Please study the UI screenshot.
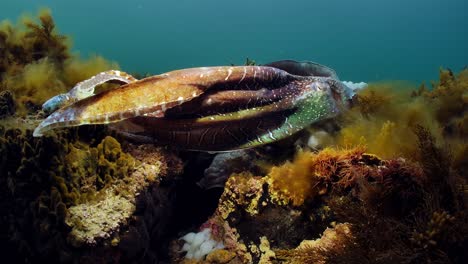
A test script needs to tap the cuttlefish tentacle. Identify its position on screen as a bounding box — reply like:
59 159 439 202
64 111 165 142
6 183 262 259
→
33 66 290 137
42 70 137 113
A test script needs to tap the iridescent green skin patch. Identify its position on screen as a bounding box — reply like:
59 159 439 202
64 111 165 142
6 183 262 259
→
34 61 353 152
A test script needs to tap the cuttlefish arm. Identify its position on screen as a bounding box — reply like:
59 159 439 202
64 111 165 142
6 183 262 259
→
42 70 138 113
33 66 290 137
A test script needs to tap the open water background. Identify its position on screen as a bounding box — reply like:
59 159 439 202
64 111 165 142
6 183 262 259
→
1 0 467 83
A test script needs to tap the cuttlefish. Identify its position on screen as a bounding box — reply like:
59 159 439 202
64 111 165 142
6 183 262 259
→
34 60 354 151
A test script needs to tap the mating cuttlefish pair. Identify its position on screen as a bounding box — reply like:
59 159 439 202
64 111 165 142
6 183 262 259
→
34 60 355 152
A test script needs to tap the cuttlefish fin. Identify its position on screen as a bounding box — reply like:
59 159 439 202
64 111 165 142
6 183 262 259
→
264 60 339 80
42 70 138 113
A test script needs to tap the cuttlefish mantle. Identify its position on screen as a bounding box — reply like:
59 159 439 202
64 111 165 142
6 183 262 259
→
34 60 354 151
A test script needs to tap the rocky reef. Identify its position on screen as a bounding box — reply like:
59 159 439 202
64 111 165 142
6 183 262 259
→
0 125 184 263
0 10 466 264
0 11 186 263
170 145 466 263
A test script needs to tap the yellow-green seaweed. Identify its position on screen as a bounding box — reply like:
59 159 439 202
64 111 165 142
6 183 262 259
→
0 9 119 115
335 69 467 164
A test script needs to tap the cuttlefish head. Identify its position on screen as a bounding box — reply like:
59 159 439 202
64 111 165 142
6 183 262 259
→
322 77 355 108
295 76 354 113
265 60 354 108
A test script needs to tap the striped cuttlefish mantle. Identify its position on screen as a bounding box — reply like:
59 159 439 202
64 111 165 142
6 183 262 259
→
34 61 354 151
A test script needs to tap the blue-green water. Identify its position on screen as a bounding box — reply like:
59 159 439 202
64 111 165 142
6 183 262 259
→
1 0 467 83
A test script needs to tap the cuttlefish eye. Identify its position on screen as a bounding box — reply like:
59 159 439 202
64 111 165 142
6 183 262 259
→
327 79 354 107
306 80 329 92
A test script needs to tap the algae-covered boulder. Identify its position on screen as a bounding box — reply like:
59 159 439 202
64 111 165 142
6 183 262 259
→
0 129 183 263
171 146 467 264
